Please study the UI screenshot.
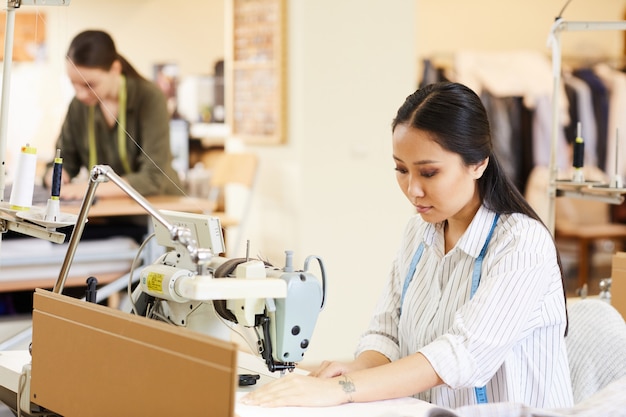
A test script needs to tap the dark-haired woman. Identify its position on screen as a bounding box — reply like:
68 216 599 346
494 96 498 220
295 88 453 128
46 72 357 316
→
45 29 182 199
241 82 573 409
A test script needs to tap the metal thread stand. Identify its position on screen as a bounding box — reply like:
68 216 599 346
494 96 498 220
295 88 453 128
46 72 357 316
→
547 19 626 235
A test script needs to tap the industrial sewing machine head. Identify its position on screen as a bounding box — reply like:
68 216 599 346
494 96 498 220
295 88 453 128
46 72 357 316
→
132 210 327 373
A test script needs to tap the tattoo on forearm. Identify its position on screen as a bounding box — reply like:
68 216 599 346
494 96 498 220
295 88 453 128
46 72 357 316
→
339 375 356 403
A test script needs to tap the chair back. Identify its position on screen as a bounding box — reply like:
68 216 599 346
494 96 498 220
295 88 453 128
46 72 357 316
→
209 152 258 190
566 298 626 403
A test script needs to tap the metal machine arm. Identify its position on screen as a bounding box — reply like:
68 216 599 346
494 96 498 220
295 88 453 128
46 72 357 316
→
54 165 190 293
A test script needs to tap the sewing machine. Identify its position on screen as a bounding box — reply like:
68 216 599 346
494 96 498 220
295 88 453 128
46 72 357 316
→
133 208 327 373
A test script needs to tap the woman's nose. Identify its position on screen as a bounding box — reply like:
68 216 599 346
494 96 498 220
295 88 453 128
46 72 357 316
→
408 177 425 198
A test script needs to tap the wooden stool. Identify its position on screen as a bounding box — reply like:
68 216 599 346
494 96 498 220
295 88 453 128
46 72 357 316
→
556 223 626 290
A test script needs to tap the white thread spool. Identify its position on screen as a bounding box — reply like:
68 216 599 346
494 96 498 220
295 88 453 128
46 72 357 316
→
9 144 37 211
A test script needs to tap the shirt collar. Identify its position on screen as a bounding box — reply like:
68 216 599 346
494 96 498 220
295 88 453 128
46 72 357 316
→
456 205 499 258
422 205 499 259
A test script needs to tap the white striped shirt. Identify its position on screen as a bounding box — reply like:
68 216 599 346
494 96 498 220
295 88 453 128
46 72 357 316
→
355 205 574 408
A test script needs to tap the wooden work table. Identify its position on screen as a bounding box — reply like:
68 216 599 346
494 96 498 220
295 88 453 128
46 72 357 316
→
59 195 235 226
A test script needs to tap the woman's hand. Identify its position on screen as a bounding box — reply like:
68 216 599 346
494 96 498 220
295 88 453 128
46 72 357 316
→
240 352 392 408
59 177 128 200
239 373 354 407
59 181 88 201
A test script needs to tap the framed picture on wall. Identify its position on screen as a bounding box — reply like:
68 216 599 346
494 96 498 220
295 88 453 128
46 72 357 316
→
0 12 46 62
226 0 286 145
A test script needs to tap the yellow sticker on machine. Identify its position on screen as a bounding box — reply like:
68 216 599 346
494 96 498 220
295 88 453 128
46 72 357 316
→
145 272 164 293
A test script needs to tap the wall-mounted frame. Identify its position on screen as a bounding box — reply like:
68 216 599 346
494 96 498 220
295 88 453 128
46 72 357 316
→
226 0 286 145
0 11 46 62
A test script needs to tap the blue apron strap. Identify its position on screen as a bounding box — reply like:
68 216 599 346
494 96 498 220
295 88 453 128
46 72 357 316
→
400 243 424 313
471 213 500 404
470 214 500 299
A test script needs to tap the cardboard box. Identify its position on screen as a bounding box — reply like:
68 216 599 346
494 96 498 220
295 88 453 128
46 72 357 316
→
610 252 626 319
30 289 238 417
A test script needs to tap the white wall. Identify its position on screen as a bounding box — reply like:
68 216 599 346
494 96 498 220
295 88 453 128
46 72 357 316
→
243 0 416 365
416 1 626 61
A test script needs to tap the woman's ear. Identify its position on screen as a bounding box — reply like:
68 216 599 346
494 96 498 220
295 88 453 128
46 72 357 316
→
110 59 122 75
472 157 489 179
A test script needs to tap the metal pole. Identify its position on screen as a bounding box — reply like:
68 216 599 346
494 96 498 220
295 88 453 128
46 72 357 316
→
0 3 16 204
53 174 99 293
547 19 563 236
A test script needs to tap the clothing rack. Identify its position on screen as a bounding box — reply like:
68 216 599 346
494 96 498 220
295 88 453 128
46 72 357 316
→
546 18 626 235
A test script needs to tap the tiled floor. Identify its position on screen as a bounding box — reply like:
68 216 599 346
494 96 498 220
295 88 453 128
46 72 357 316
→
0 403 15 416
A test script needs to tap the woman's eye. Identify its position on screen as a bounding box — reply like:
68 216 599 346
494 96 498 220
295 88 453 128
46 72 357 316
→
420 170 437 178
394 166 408 174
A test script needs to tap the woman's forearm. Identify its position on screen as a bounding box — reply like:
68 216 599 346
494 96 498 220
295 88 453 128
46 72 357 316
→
344 352 442 403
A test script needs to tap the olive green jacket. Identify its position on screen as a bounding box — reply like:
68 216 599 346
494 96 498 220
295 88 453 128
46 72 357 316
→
53 75 183 196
